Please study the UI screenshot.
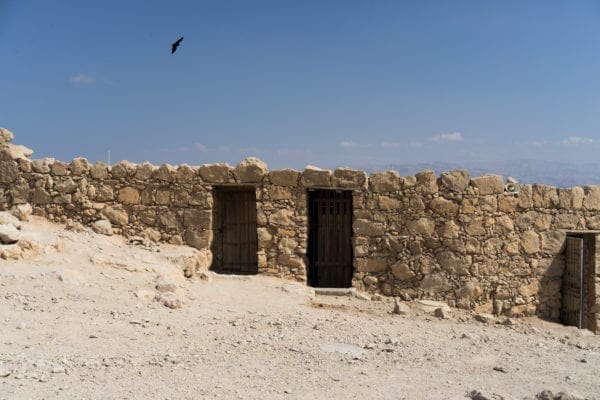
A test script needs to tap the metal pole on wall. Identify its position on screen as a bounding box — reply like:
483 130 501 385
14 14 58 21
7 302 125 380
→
107 150 111 166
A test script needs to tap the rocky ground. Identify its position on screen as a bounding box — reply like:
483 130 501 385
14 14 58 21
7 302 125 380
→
0 213 599 400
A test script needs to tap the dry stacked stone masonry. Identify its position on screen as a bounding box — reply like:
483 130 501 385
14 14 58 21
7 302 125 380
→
1 128 599 333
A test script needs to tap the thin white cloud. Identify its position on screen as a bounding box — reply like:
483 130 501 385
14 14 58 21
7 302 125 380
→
69 73 96 84
339 140 360 148
431 132 463 142
562 136 594 145
194 142 207 151
380 141 402 148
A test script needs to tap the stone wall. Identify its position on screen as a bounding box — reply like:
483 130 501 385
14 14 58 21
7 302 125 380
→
1 128 599 331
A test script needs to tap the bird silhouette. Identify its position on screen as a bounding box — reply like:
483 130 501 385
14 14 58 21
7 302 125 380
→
171 36 184 54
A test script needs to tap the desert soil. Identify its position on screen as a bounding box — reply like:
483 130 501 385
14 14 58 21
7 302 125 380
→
0 216 599 400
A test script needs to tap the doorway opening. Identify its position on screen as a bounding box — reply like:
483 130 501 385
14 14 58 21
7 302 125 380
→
307 189 353 288
211 186 258 275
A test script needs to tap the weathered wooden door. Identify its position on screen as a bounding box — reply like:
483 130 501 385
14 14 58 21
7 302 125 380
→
561 236 585 328
213 187 258 274
308 190 353 288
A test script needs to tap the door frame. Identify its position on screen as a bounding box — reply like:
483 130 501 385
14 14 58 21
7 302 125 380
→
211 185 259 275
307 188 354 288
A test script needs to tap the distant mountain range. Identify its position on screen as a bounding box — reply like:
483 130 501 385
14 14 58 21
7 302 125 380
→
355 159 600 188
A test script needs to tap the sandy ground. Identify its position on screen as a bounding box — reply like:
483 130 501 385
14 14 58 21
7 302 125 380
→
0 215 599 400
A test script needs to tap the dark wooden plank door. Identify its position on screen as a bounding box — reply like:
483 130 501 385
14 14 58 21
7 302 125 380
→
308 190 353 288
216 188 258 274
561 236 584 328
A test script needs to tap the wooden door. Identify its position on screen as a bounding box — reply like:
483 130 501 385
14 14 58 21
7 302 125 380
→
308 190 353 288
561 236 584 328
214 187 258 274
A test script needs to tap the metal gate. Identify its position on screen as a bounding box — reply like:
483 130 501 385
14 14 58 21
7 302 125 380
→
561 236 585 328
308 190 353 288
212 187 258 274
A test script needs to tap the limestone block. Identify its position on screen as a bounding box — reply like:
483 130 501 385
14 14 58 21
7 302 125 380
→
420 274 451 292
199 163 231 183
53 194 71 204
7 183 29 204
31 187 52 204
138 209 156 225
378 196 401 211
134 162 156 180
278 254 303 268
470 174 503 195
257 227 273 248
154 163 176 182
269 169 300 186
173 188 190 206
175 164 196 183
498 195 518 212
95 185 115 201
520 230 540 254
369 171 401 192
0 127 14 143
278 237 298 254
583 185 600 211
101 206 129 226
428 197 458 216
495 215 514 234
456 282 483 301
586 215 600 230
270 186 292 200
0 160 19 183
183 209 211 229
118 187 140 204
438 221 460 238
390 261 415 280
464 218 485 236
353 219 385 237
0 223 20 244
515 211 551 231
90 162 109 179
407 217 435 235
158 211 180 230
440 169 470 192
517 184 532 209
233 157 268 183
184 229 213 250
110 160 136 179
269 209 294 226
558 187 584 210
50 161 69 176
355 257 388 273
541 230 565 254
0 144 33 160
155 188 170 205
553 214 579 229
92 219 113 236
69 157 90 175
54 178 76 195
415 170 438 195
333 167 367 188
436 251 470 275
532 184 559 209
17 158 32 172
301 165 332 187
11 204 32 221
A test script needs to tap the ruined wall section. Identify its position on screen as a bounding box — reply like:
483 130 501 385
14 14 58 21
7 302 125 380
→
3 128 600 326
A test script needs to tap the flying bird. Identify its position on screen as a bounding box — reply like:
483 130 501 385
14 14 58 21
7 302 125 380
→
171 36 184 54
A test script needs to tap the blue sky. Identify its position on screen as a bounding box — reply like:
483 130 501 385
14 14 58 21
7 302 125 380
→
1 1 599 170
